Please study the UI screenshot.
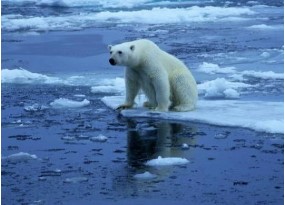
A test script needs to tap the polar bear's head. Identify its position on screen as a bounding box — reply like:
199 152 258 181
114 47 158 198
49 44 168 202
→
108 42 138 67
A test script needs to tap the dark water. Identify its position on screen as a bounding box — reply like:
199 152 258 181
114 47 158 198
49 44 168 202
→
1 84 283 205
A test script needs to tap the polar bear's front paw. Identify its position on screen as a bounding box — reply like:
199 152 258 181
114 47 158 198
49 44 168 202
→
116 104 133 110
155 106 169 112
172 104 195 112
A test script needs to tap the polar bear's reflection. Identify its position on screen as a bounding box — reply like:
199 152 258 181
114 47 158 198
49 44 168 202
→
126 119 196 167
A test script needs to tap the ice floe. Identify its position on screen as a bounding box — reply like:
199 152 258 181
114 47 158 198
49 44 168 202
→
2 6 256 32
247 24 283 30
90 134 108 142
2 68 61 84
198 78 251 99
240 70 284 79
197 63 284 80
134 171 157 179
64 177 88 183
2 152 38 162
50 98 90 108
197 62 236 74
181 143 190 150
24 103 49 112
74 94 86 98
91 78 125 94
102 96 284 134
145 156 189 166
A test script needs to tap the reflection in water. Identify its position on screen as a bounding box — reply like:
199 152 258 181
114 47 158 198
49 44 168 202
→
111 119 198 198
126 119 197 168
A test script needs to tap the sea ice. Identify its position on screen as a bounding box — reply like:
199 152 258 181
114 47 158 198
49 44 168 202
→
2 68 61 84
247 24 283 30
91 77 125 94
134 171 157 180
2 6 256 32
2 152 38 162
74 94 86 98
241 70 284 79
50 98 90 108
64 177 88 183
181 143 190 150
102 96 284 134
145 156 189 166
24 103 49 112
90 134 108 142
198 78 250 99
197 62 236 74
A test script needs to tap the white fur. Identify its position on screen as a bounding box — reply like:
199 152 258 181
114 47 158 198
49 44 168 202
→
108 39 198 112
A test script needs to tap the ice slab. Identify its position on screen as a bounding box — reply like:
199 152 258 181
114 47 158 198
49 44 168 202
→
145 156 190 166
1 68 61 84
64 177 88 183
50 98 90 108
90 134 108 142
134 171 157 179
102 96 284 134
2 152 38 162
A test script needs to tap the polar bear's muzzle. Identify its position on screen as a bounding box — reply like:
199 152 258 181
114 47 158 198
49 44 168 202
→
109 58 116 65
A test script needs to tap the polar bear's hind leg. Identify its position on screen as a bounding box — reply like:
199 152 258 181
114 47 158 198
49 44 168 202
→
171 75 197 112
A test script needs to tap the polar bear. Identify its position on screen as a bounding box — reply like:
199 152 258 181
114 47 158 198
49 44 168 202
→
108 39 198 112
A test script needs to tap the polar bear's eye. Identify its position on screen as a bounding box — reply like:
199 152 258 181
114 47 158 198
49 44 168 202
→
110 51 113 54
118 51 123 54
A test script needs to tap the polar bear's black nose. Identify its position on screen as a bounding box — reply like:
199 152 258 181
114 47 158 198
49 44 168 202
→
109 58 116 65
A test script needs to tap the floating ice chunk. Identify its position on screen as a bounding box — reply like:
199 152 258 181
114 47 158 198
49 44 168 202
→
64 177 88 183
40 169 62 177
197 62 236 74
1 68 62 84
95 108 106 113
2 152 38 162
134 171 157 180
198 78 249 99
145 156 189 166
74 94 86 98
247 24 283 30
260 52 270 58
241 70 284 79
230 74 244 81
247 1 259 5
181 143 190 150
50 98 90 108
91 77 125 94
230 70 284 81
223 88 240 99
61 136 76 141
90 134 108 142
54 169 61 173
76 135 90 140
38 177 47 181
24 103 49 112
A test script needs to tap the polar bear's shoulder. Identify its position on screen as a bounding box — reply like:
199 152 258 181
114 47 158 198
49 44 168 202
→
130 39 160 51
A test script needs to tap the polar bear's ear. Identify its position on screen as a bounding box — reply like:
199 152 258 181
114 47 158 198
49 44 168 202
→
130 45 135 51
108 45 112 50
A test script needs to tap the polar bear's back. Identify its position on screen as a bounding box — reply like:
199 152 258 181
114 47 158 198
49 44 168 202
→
133 39 189 71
